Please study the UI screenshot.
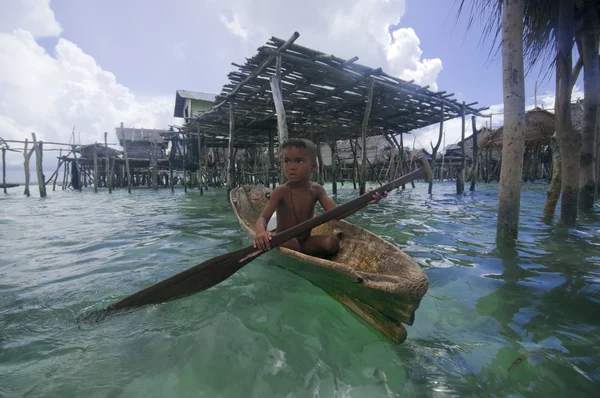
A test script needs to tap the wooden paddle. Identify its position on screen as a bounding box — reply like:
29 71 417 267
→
101 158 432 312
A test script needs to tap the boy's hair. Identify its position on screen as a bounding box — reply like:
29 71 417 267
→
281 138 317 161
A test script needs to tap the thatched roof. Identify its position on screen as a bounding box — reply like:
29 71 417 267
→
187 33 486 147
477 101 583 150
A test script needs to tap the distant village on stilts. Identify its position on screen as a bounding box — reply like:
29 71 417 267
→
0 33 588 202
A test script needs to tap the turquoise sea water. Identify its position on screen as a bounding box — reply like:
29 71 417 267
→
1 182 599 397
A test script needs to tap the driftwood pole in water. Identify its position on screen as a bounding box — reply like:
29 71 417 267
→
470 116 479 192
31 133 46 198
360 78 375 195
120 123 132 194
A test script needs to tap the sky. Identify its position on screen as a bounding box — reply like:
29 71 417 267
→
0 0 583 182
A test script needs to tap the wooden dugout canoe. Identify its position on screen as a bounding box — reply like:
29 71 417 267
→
230 185 429 344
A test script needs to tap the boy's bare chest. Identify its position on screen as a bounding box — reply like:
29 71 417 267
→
279 187 316 219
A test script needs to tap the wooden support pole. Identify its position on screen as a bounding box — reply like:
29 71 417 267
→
199 136 204 194
31 133 46 198
152 136 158 190
470 116 479 191
349 139 358 190
428 103 445 194
270 55 289 184
360 77 375 195
93 145 99 193
268 130 275 189
227 102 235 193
316 138 325 185
105 132 112 193
169 158 174 192
62 151 69 190
197 126 203 194
458 102 466 194
120 122 132 194
182 139 187 193
329 138 337 195
51 150 63 191
2 147 5 194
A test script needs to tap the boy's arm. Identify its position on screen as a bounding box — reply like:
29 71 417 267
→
254 187 282 250
315 184 386 220
255 187 281 232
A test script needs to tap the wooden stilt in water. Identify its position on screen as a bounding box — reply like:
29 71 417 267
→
51 149 63 191
169 159 174 192
428 103 445 194
2 147 6 194
31 133 46 198
360 78 375 195
329 138 337 194
198 127 204 194
105 132 112 193
349 139 358 190
271 55 289 185
183 134 188 193
316 138 325 185
152 136 158 190
227 102 236 193
120 123 132 194
458 102 466 194
268 130 275 189
93 144 99 193
62 152 69 190
470 116 479 192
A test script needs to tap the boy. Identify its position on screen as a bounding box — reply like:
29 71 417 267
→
253 138 386 257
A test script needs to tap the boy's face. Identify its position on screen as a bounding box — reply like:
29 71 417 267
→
282 146 317 183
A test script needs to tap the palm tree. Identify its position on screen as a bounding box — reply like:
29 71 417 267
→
577 0 599 210
497 0 527 240
460 0 595 228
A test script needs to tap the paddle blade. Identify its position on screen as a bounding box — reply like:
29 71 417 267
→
107 245 263 311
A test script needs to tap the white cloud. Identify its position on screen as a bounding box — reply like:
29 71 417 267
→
0 30 175 172
0 0 62 38
216 0 442 89
386 28 443 90
172 42 186 61
219 13 249 41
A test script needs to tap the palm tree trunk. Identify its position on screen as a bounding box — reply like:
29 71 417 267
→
555 0 581 224
497 0 526 241
544 134 562 214
578 0 599 209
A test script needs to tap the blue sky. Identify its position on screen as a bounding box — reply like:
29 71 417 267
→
0 0 579 181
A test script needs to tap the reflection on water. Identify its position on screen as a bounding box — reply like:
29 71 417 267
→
0 182 599 397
